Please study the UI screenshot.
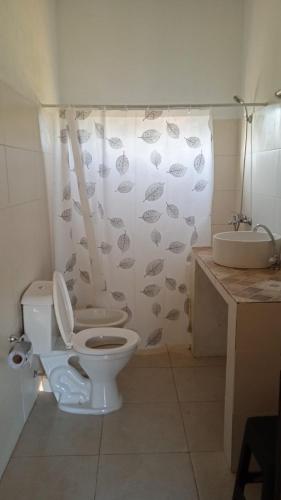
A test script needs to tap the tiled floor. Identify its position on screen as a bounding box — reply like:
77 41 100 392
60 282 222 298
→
0 345 261 500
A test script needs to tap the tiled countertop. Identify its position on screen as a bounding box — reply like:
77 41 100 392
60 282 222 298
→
193 247 281 303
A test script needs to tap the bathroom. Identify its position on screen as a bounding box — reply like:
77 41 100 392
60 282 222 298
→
0 0 281 498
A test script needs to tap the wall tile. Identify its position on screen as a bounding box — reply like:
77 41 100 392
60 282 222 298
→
6 148 43 205
213 119 240 156
211 224 230 236
252 150 279 197
252 194 277 231
274 198 281 235
0 146 8 207
1 83 41 151
8 200 51 302
0 208 24 477
253 105 281 153
212 119 241 230
20 367 39 421
212 190 237 225
0 209 20 343
0 81 51 478
235 152 252 196
214 155 238 190
275 151 281 199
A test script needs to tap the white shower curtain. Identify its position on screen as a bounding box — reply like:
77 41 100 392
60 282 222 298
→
47 107 213 348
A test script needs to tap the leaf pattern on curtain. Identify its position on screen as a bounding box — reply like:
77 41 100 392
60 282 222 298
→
51 108 213 347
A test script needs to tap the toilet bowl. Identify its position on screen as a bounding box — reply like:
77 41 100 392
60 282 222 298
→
21 273 139 415
74 307 128 331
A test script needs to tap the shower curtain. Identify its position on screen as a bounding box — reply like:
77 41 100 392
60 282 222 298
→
46 107 213 347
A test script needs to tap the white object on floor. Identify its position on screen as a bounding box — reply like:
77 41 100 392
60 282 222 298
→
21 275 139 415
213 231 281 269
74 307 128 331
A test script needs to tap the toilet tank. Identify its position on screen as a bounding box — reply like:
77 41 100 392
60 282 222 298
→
21 281 59 354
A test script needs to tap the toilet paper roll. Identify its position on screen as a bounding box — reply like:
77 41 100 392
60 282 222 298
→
8 341 32 370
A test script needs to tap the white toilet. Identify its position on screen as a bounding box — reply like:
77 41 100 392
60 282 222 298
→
21 272 139 415
74 307 128 332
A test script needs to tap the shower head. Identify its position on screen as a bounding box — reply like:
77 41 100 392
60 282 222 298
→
233 95 253 123
275 89 281 98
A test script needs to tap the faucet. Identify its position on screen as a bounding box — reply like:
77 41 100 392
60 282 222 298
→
253 224 280 269
228 213 252 232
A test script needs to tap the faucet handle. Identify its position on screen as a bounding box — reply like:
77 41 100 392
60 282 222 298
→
240 215 252 226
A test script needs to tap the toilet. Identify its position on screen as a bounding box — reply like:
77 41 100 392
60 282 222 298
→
74 307 128 332
21 272 139 415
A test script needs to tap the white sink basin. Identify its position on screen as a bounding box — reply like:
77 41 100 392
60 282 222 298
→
213 231 281 269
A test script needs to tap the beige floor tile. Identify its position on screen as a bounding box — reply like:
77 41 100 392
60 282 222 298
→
191 451 261 500
118 366 177 402
31 392 58 417
96 453 198 500
101 402 188 454
128 345 170 367
244 484 262 500
173 366 225 402
191 451 235 500
168 344 226 368
0 456 98 500
13 410 102 457
181 401 224 451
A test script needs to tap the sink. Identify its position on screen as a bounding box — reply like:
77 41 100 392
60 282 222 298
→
213 231 281 269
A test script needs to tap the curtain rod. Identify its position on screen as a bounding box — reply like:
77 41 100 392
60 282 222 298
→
40 102 267 110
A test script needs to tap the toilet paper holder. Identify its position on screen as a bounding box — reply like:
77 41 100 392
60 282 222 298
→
8 334 39 377
9 334 24 343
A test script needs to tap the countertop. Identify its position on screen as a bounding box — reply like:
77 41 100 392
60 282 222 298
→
193 247 281 303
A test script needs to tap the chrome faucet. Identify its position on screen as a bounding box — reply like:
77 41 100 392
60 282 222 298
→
253 224 280 269
228 213 252 232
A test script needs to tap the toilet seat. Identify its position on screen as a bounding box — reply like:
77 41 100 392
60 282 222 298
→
74 307 128 330
72 327 139 356
53 271 139 356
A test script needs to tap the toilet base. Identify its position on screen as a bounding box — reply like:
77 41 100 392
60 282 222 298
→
59 395 122 415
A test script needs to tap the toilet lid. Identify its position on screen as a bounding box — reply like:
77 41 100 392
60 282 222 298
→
53 271 74 348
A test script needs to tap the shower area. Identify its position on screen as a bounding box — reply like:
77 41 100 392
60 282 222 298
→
43 107 213 348
41 92 271 349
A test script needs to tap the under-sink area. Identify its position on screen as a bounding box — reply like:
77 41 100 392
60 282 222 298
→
191 248 281 471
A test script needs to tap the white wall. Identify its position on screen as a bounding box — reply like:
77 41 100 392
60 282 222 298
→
0 0 58 478
242 0 281 104
57 0 243 106
0 0 58 102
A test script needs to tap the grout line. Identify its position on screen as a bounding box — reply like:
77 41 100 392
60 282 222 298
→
11 453 100 459
0 197 42 211
98 450 191 456
10 448 223 459
189 453 201 500
168 350 201 500
0 143 44 154
93 414 104 500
